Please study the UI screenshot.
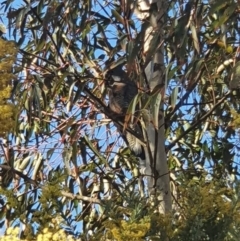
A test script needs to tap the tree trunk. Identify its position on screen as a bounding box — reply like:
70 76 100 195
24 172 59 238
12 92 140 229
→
134 0 171 213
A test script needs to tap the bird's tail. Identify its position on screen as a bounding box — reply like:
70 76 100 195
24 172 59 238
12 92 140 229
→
125 123 145 160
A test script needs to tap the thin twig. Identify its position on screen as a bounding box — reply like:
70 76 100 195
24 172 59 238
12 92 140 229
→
166 91 231 152
61 191 102 205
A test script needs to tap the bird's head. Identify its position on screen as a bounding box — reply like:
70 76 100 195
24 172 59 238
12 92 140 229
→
104 67 128 88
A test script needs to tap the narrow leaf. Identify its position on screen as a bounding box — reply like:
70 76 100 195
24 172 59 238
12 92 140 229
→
190 23 200 54
171 87 179 109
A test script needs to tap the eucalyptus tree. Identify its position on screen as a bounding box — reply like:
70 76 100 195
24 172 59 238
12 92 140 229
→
0 0 240 240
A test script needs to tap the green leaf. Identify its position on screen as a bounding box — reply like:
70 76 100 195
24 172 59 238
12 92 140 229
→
83 135 107 165
17 156 32 171
209 0 229 16
111 9 124 24
32 153 43 180
47 144 59 160
125 93 142 122
211 3 236 29
151 90 162 130
62 147 72 175
71 142 78 166
190 23 200 54
171 87 179 109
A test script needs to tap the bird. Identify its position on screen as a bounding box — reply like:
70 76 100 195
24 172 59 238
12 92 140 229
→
104 67 145 159
105 68 138 115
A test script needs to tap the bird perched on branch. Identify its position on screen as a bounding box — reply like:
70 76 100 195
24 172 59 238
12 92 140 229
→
105 68 138 115
104 67 145 159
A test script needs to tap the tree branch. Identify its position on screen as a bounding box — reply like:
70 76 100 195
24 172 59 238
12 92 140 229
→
165 47 213 124
0 164 38 186
166 91 231 152
61 191 102 205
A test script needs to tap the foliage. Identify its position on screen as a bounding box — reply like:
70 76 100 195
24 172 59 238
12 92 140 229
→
230 109 240 129
104 217 151 241
101 178 240 241
171 179 240 241
0 39 17 136
1 178 240 240
0 0 240 240
0 227 76 241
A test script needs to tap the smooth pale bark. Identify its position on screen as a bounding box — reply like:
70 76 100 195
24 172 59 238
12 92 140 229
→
134 0 172 213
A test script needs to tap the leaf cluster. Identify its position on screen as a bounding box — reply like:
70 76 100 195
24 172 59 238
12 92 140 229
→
0 39 17 136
